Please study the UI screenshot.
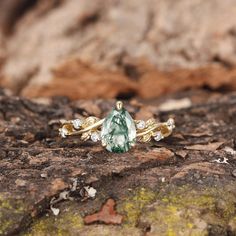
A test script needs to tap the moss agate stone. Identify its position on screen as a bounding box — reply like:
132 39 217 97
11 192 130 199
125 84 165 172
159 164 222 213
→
101 107 136 153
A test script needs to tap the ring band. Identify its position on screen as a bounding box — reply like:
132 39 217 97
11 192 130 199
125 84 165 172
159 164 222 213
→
59 101 175 153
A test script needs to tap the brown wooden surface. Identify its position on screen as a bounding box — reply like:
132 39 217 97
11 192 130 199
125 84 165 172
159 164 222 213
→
0 1 236 235
1 0 236 100
0 89 236 235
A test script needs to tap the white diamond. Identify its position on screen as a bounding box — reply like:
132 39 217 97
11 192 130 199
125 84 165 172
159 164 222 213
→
72 119 82 129
167 118 175 130
59 127 68 138
154 131 163 141
91 132 100 142
137 120 146 130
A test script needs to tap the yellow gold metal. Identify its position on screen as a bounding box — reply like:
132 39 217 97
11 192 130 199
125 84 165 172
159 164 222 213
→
59 101 175 145
116 101 123 110
136 123 160 137
72 119 104 135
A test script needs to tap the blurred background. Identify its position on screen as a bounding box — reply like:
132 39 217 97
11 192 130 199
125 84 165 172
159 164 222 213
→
0 0 236 102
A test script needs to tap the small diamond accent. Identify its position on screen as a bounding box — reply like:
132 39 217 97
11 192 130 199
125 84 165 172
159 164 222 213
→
167 118 175 130
91 132 100 142
72 119 82 129
154 131 163 141
59 127 68 138
137 120 146 130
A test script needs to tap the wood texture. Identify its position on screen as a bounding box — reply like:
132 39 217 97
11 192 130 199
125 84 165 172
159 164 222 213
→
0 89 236 235
0 0 236 99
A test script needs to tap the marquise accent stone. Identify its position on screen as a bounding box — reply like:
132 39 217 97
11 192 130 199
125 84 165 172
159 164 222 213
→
101 107 136 153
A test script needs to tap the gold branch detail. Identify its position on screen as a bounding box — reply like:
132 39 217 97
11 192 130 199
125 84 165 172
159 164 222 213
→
136 118 175 143
59 117 104 141
59 116 175 143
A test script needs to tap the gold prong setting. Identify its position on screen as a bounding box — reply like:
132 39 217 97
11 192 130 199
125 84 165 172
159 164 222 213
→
116 101 123 110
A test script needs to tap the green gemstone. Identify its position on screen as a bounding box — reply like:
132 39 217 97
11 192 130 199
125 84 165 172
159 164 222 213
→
101 107 136 153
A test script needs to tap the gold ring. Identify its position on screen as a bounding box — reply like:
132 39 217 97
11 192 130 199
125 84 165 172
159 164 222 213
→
59 101 175 153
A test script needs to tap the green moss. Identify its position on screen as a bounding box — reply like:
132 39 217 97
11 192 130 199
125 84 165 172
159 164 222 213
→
76 225 141 236
229 216 236 232
23 184 236 236
138 185 236 236
0 195 25 212
24 209 84 236
160 186 236 223
118 187 156 226
0 195 26 235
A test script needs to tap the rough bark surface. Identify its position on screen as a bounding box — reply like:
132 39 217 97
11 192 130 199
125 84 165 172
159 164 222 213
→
0 89 236 235
1 0 236 99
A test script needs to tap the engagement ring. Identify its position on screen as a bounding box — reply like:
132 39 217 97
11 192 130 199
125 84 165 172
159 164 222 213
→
59 101 175 153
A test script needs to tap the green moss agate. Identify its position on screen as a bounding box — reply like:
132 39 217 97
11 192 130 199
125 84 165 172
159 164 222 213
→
101 107 136 153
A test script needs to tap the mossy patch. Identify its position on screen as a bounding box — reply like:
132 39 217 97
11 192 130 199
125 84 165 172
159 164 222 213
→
118 187 156 226
23 207 84 236
25 188 156 235
0 195 26 235
22 184 236 236
138 185 236 236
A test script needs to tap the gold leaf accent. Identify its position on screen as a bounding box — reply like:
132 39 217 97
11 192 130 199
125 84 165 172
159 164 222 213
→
82 116 99 129
81 132 90 141
141 133 152 142
161 125 171 137
62 123 74 134
151 130 160 137
146 118 156 127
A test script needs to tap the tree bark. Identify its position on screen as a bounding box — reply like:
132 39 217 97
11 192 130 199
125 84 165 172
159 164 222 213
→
1 0 236 100
0 89 236 235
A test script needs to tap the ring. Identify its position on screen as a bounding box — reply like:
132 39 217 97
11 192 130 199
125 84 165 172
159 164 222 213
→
59 101 175 153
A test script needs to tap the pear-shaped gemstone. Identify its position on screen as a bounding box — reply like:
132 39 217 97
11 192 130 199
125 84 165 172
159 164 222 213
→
101 107 136 153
